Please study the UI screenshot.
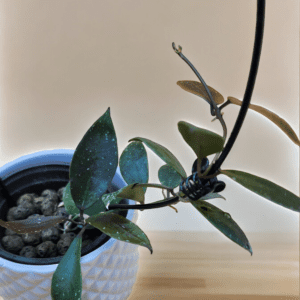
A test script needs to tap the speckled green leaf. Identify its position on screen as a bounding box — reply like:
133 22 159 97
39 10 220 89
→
0 215 69 234
228 97 300 147
114 182 174 205
192 200 252 255
158 164 182 188
51 231 83 300
200 192 226 201
101 190 123 207
63 181 106 218
129 137 186 178
221 170 300 212
70 107 118 212
83 198 108 217
100 184 142 207
178 121 225 161
86 211 153 254
62 182 80 216
120 141 149 193
116 183 145 204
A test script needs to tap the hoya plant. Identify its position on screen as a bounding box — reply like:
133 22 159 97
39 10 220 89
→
0 1 299 299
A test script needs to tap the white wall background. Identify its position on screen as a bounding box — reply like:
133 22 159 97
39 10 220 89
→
0 0 299 235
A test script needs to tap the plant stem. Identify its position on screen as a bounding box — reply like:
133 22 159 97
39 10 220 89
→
172 43 227 141
208 0 265 175
172 43 227 178
108 196 180 211
67 218 83 226
106 0 265 211
218 100 231 112
77 223 87 239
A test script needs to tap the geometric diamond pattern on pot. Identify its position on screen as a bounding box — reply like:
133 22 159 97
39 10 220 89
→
88 280 107 293
106 254 120 269
30 285 49 298
18 277 34 289
98 268 115 281
101 281 115 294
37 277 51 289
111 269 122 279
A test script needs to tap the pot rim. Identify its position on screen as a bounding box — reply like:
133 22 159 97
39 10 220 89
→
0 149 136 274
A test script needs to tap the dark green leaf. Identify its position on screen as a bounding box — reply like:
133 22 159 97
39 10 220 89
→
200 192 226 201
101 186 130 207
101 190 123 207
62 182 80 216
51 232 83 300
221 170 300 212
0 215 69 234
120 141 149 193
70 107 118 212
178 121 225 161
129 137 187 178
177 80 225 105
83 196 108 217
63 181 106 217
158 164 182 188
192 200 252 255
228 97 300 147
86 211 153 254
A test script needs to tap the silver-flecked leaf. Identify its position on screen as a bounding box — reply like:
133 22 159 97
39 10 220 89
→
51 230 83 299
62 181 80 216
192 200 252 255
120 141 149 193
0 215 69 234
70 107 117 212
221 169 300 212
158 164 182 188
86 210 153 254
129 137 187 179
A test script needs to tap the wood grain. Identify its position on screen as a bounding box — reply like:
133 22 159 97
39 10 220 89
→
128 231 299 300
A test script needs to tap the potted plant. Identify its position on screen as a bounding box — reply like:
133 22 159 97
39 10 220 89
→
0 108 145 300
0 1 299 299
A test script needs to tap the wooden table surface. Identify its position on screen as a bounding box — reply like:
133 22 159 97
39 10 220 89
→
0 231 298 300
127 231 299 300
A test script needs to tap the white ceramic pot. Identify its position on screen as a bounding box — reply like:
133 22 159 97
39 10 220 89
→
0 149 139 300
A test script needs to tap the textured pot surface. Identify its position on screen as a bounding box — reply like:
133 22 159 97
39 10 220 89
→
0 149 139 300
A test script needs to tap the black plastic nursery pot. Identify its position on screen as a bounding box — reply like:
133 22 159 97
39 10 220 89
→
0 151 129 266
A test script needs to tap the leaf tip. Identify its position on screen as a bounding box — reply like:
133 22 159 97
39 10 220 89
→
246 243 253 256
177 121 185 130
128 137 138 143
143 242 153 254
